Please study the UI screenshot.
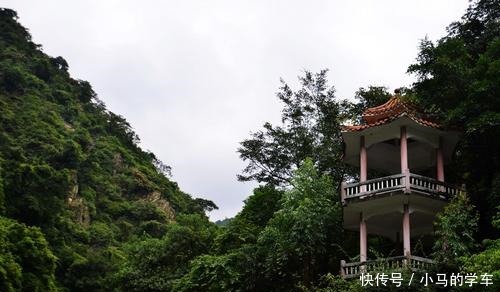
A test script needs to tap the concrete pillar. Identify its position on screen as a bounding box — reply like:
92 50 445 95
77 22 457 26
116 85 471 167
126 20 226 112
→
400 127 408 173
340 181 346 205
436 137 445 182
360 212 367 262
360 136 367 182
403 204 411 256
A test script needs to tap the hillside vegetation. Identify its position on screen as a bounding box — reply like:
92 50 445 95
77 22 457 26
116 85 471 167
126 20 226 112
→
0 8 216 291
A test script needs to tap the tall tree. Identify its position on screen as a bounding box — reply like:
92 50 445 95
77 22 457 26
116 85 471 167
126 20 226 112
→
257 159 343 290
238 70 347 186
407 0 500 238
432 192 479 271
342 86 392 123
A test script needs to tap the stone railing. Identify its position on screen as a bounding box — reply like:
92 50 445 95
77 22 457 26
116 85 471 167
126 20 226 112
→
340 255 435 279
341 172 464 203
408 173 464 198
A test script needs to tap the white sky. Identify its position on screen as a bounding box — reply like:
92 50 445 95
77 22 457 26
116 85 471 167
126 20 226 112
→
3 0 470 220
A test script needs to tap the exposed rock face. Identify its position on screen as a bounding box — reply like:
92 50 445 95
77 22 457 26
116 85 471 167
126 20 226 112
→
143 191 176 222
112 153 124 175
67 172 90 226
63 121 74 131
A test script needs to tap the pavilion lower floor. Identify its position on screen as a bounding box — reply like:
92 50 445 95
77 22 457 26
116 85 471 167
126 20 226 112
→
341 200 439 279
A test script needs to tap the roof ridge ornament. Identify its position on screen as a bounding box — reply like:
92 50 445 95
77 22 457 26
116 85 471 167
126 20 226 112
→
343 89 440 132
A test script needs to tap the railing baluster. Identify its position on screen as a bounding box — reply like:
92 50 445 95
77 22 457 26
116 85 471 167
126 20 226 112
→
341 256 436 279
343 173 464 202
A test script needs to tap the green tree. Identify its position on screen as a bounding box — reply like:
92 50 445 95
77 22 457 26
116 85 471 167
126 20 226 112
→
238 185 282 228
173 247 259 292
312 273 363 292
432 192 479 271
408 0 500 238
238 70 347 186
0 160 4 215
461 237 500 291
343 86 392 123
0 216 58 292
257 158 343 290
115 214 218 291
213 185 282 254
459 209 500 291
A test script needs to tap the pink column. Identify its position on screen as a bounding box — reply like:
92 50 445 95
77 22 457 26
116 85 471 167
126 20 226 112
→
360 136 367 182
401 127 410 192
400 127 408 173
340 181 346 205
359 137 368 264
436 137 444 182
403 204 411 256
360 212 367 262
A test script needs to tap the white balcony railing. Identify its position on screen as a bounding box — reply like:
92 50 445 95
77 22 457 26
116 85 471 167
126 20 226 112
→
340 255 435 279
341 173 464 203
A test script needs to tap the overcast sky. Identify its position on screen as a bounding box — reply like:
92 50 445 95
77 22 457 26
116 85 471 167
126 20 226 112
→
4 0 469 220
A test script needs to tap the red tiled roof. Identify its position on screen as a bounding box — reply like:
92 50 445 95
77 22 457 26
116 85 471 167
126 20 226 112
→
343 95 440 132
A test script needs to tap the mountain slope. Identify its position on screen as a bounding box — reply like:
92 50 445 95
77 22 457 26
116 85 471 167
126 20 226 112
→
0 8 214 291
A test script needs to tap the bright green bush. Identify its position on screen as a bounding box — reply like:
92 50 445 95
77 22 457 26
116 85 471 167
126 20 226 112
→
0 216 58 292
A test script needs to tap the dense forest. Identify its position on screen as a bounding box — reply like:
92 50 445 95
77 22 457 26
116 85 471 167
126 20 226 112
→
0 0 498 291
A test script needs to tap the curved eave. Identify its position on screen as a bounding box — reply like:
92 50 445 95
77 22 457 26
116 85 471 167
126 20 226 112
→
342 116 460 168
